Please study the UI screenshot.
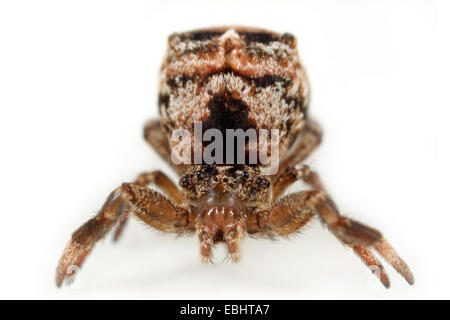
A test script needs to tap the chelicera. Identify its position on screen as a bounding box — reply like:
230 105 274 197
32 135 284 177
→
56 27 413 288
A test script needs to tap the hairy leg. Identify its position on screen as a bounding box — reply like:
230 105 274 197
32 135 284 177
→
56 183 189 287
144 120 186 175
259 193 315 237
352 245 390 287
272 164 326 200
273 119 322 183
258 190 413 287
113 170 182 241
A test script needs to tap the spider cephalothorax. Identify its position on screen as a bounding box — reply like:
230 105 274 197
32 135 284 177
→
56 27 414 288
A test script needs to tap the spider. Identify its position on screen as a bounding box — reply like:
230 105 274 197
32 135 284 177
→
56 27 414 288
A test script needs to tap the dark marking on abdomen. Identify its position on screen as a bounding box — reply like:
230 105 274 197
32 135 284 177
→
165 68 289 90
203 94 254 134
158 94 170 114
238 31 278 44
182 30 223 41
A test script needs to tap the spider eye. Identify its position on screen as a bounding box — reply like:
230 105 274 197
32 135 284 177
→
196 171 202 177
241 171 249 180
179 175 192 189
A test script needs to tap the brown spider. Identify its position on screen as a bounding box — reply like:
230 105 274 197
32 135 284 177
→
56 27 414 288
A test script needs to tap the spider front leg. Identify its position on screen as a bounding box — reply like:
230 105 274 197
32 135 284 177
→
265 168 414 288
113 170 182 241
273 119 322 184
144 119 187 175
55 183 189 287
272 164 326 200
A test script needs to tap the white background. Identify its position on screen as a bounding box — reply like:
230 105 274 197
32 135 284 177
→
0 0 448 299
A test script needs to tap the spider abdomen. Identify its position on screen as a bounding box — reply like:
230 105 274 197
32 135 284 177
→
158 27 310 158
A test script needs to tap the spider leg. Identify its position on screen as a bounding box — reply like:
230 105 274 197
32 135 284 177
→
258 187 413 287
56 188 124 287
272 164 326 200
352 245 390 288
113 211 129 242
258 193 315 237
113 170 182 241
56 183 189 287
374 237 414 286
144 119 186 175
273 119 322 184
304 190 413 286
